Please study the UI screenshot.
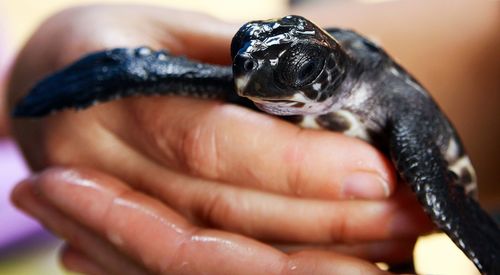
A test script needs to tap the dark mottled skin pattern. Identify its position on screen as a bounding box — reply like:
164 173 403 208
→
13 16 500 274
316 112 351 132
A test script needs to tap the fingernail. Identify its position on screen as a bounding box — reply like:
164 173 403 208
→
342 172 390 199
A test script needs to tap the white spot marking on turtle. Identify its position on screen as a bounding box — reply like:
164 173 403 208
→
138 47 152 56
449 156 474 177
445 138 460 161
299 115 321 129
388 66 428 96
290 92 310 103
312 83 322 91
235 75 250 91
269 58 278 66
458 239 466 250
157 53 167 61
389 67 401 77
336 110 370 141
352 40 365 50
346 83 372 108
449 156 478 197
257 59 265 68
290 92 336 114
406 78 427 95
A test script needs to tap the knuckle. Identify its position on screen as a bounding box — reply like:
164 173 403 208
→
284 129 308 196
178 122 222 179
102 188 136 241
133 99 226 180
180 124 207 174
328 210 349 242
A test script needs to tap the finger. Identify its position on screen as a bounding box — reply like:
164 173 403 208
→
60 245 110 275
11 180 148 275
96 5 238 63
108 163 432 242
100 97 396 201
274 238 417 264
141 6 239 64
35 6 237 66
287 250 390 275
34 167 432 243
29 168 388 275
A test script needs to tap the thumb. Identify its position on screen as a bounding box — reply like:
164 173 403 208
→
155 9 240 64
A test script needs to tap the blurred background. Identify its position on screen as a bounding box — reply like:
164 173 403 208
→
0 0 497 274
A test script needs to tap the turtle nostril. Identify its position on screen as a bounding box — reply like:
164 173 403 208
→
233 54 257 76
243 59 256 72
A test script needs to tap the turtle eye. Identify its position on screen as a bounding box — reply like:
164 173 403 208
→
277 44 325 88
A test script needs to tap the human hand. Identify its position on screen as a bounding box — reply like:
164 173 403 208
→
8 5 432 271
12 167 400 275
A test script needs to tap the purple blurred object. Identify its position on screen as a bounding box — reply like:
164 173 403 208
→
0 4 8 78
0 139 42 249
0 4 48 251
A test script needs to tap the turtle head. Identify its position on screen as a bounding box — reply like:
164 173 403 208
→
231 15 350 115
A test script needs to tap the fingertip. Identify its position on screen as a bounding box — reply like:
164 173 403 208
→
32 166 73 189
287 250 389 275
336 137 397 197
34 166 122 203
10 175 39 208
288 130 398 200
341 171 392 200
340 140 398 199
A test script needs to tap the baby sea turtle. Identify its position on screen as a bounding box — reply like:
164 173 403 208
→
13 15 500 274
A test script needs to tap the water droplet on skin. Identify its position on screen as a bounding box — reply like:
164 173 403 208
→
113 198 185 235
108 232 124 246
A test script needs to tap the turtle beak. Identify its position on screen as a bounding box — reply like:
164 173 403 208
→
233 53 280 99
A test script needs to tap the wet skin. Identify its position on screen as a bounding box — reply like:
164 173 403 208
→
13 15 500 274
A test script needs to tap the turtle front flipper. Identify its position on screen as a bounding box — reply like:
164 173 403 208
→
390 117 500 274
13 47 235 117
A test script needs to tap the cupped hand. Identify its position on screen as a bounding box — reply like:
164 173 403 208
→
13 167 395 275
8 5 432 272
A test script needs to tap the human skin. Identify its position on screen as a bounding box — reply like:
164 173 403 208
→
13 168 398 275
0 78 7 136
7 5 432 275
0 13 10 137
